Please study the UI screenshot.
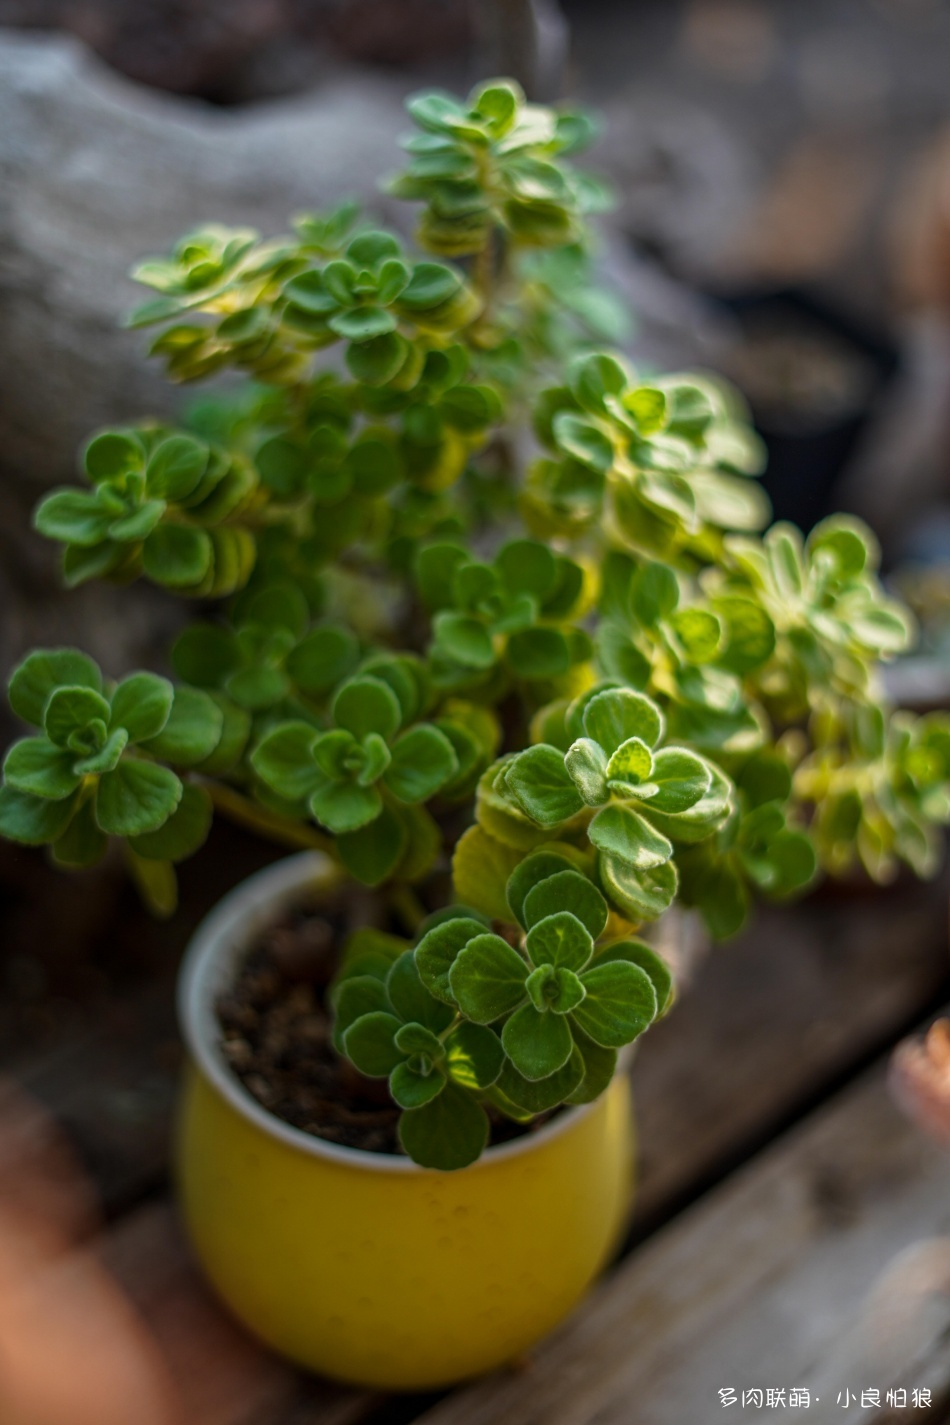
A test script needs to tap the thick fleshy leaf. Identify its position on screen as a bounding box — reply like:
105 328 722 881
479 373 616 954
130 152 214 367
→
494 1046 584 1114
573 960 657 1047
342 1011 403 1076
398 1082 489 1170
44 686 111 747
333 676 402 742
387 951 454 1032
525 910 594 972
583 688 663 755
444 1022 505 1090
3 738 82 800
448 933 528 1024
0 785 79 844
502 1003 574 1080
310 778 382 834
451 824 523 922
140 687 224 767
504 745 583 829
171 625 242 688
336 803 407 886
145 435 209 501
52 798 108 868
8 649 102 728
566 1026 618 1105
332 974 391 1051
95 760 183 837
33 489 115 546
522 868 608 940
565 738 609 806
647 747 712 814
605 736 654 787
384 724 458 803
393 1022 443 1058
595 939 674 1015
599 854 678 922
390 1061 446 1109
434 612 496 670
249 721 319 802
505 850 577 929
73 727 129 776
129 782 213 862
142 524 213 588
414 916 486 1004
589 803 673 869
109 673 174 742
286 627 359 697
505 627 571 680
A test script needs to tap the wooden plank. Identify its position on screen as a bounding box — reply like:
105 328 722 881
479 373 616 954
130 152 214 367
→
101 1201 381 1425
632 872 950 1229
411 1011 950 1425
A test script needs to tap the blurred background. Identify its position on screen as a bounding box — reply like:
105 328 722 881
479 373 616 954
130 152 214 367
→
4 3 950 1419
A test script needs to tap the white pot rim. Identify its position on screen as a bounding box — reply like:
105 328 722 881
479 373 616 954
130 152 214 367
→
178 850 601 1175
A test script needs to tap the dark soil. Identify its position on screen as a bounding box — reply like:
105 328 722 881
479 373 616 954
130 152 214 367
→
216 900 559 1157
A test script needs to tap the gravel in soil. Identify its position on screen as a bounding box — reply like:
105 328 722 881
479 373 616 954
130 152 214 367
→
217 902 559 1157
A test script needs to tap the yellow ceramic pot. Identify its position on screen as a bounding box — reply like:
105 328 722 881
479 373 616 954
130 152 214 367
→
176 852 635 1391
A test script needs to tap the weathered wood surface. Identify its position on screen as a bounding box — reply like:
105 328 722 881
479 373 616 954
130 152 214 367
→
413 1019 950 1425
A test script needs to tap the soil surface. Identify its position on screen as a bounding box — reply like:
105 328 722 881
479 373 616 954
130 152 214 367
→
217 900 558 1156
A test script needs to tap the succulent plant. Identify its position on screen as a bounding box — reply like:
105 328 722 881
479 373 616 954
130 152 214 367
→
3 77 947 1167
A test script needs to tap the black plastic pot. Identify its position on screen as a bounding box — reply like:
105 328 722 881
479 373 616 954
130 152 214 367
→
708 287 899 532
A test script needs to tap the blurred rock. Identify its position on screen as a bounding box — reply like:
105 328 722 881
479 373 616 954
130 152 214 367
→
0 31 405 681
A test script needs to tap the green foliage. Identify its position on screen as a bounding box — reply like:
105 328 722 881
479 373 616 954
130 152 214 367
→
4 76 946 1168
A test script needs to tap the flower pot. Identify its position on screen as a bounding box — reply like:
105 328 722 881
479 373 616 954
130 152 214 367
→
175 852 636 1391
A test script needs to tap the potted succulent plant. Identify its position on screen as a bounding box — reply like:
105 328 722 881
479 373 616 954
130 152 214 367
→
2 79 949 1389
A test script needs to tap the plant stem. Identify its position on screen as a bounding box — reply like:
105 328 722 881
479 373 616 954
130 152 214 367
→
205 781 336 857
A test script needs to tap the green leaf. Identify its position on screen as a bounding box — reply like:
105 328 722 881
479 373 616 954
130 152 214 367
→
142 525 213 588
714 597 776 676
73 727 128 777
140 687 223 767
506 627 571 680
605 736 654 788
573 960 657 1047
249 721 318 802
109 500 166 543
286 627 359 697
525 910 594 971
565 1026 618 1105
448 933 528 1024
3 738 81 800
584 688 663 755
444 1022 505 1090
393 1022 443 1058
336 803 407 886
494 1047 584 1114
109 673 174 742
398 1082 489 1170
589 803 673 869
387 950 455 1032
330 307 397 342
505 851 577 929
522 870 608 940
433 612 496 670
384 724 458 803
414 917 485 1004
502 1003 574 1080
311 779 382 834
565 738 609 806
33 489 115 546
333 676 402 742
599 854 678 922
83 430 144 482
495 540 557 600
596 939 673 1014
332 975 391 1050
52 798 108 868
631 561 679 627
129 782 212 861
345 331 408 385
342 1011 403 1077
390 1061 446 1110
171 625 241 688
95 760 183 837
399 262 463 310
42 685 110 748
647 748 712 814
452 824 523 921
0 785 79 845
552 412 614 473
8 649 102 729
505 745 584 829
145 435 209 501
